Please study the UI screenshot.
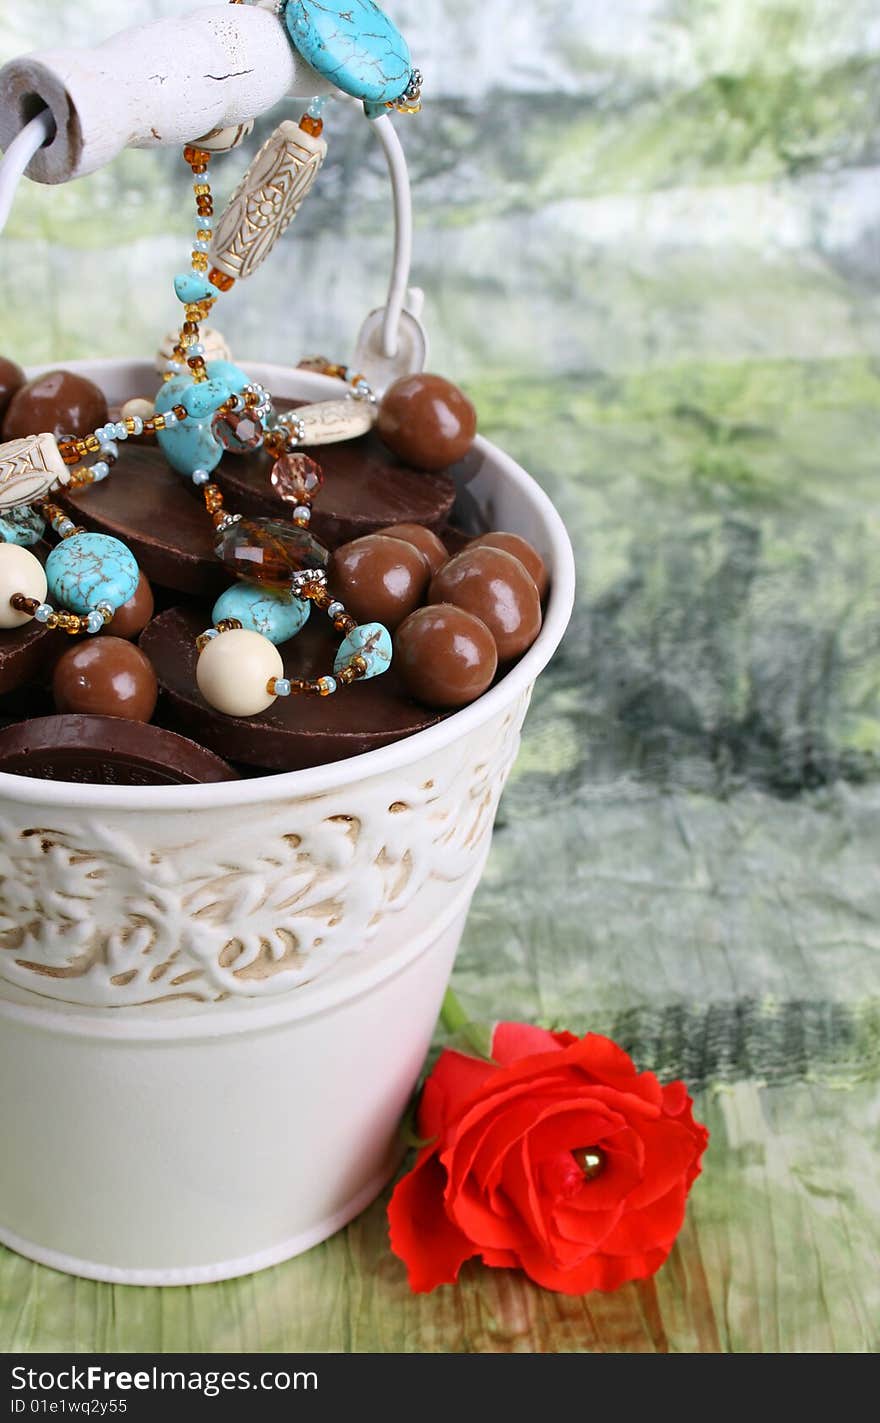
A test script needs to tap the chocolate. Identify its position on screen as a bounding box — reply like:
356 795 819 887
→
378 522 448 575
0 715 239 785
3 369 109 442
215 401 456 545
142 605 448 772
377 374 477 472
61 408 456 596
0 356 25 421
53 637 158 722
331 535 430 631
395 605 498 708
429 546 543 662
61 447 224 597
106 571 155 640
467 531 549 599
0 619 61 696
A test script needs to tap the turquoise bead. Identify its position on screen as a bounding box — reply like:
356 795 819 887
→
182 378 232 419
284 0 412 105
334 621 393 680
0 505 45 546
212 584 309 645
174 272 220 304
155 363 249 476
46 533 139 615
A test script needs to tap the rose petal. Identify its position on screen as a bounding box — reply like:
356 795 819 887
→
542 1134 644 1213
492 1021 567 1065
418 1048 498 1138
623 1116 705 1210
388 1152 477 1293
447 1075 657 1193
598 1183 688 1256
515 1240 672 1295
474 1102 624 1193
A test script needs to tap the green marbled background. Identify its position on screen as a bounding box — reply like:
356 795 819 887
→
1 0 879 1352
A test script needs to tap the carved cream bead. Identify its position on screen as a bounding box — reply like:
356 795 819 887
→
196 628 283 717
210 121 327 283
283 399 377 447
193 120 256 154
0 432 69 511
0 544 48 629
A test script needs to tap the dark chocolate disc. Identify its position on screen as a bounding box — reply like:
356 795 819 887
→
61 406 457 597
215 402 456 547
0 715 240 785
0 621 62 696
61 447 225 597
142 605 449 772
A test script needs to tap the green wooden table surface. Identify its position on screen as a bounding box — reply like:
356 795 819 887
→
2 0 879 1353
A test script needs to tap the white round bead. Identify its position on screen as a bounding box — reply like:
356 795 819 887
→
120 397 155 423
196 628 283 718
0 544 48 629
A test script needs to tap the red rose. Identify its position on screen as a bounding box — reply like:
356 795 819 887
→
388 1023 708 1295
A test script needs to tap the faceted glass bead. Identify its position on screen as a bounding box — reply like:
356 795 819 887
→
271 453 323 505
213 409 264 454
215 518 329 590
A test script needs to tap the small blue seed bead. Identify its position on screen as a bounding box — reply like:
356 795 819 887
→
318 676 337 695
34 603 53 624
91 462 110 482
192 468 210 486
201 627 219 641
327 601 344 620
275 678 292 697
86 610 104 634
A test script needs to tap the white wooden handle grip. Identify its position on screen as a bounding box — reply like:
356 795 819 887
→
0 4 332 184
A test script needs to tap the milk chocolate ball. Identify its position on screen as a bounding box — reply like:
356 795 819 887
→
378 522 449 575
3 369 109 441
104 572 155 641
377 374 477 471
429 546 542 662
331 534 430 631
53 637 158 722
467 532 549 600
396 605 498 708
0 357 25 421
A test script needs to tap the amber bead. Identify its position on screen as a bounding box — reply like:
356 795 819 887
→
271 453 324 505
0 356 25 421
377 373 477 471
104 572 155 641
3 369 109 442
467 532 549 600
395 604 498 708
331 535 430 631
213 409 263 453
215 518 330 589
53 637 158 723
209 268 235 292
377 523 448 575
429 546 542 662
